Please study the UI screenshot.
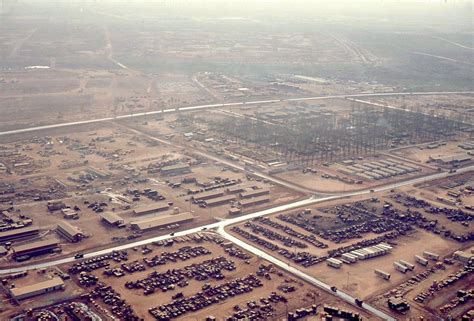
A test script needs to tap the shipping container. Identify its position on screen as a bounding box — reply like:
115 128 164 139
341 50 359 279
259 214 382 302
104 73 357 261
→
393 261 408 273
327 258 343 269
341 253 358 263
415 255 429 266
399 260 415 271
423 251 440 261
374 269 391 280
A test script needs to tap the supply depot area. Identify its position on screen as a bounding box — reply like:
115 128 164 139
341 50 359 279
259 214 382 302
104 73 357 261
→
0 1 473 319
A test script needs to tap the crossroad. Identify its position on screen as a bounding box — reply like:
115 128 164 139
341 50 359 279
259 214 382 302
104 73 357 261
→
1 165 472 319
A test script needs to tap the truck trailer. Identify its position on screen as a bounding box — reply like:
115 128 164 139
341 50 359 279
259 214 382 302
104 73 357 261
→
393 261 408 273
415 255 429 266
399 260 415 271
375 269 391 280
423 251 440 261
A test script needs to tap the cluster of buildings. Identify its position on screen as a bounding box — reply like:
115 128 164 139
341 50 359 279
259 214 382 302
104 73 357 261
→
338 159 421 181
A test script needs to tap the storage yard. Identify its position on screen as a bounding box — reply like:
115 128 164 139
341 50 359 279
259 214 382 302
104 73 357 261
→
0 108 471 320
228 187 473 319
0 233 373 320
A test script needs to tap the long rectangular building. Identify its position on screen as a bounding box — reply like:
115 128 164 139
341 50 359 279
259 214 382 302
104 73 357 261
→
57 221 83 243
0 227 39 244
238 196 270 208
204 195 236 207
131 212 194 232
10 277 65 300
161 164 191 176
99 212 125 227
133 203 170 216
239 188 270 199
12 239 59 259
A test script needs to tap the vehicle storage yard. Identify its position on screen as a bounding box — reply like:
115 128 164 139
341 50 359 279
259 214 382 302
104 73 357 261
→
0 233 374 320
228 183 473 319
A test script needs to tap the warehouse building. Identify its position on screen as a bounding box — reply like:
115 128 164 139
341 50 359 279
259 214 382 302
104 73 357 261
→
10 277 65 301
56 221 84 243
12 240 60 260
431 154 471 166
0 227 39 244
240 188 270 199
99 212 125 227
226 185 245 194
192 190 224 202
204 195 236 207
133 203 170 216
131 212 194 232
238 196 270 208
160 164 191 176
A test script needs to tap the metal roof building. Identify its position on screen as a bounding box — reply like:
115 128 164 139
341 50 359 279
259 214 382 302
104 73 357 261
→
12 239 59 259
238 196 270 208
0 227 39 244
133 203 170 216
99 212 125 227
239 188 270 199
204 195 236 207
57 221 83 243
10 277 65 300
160 164 191 176
131 212 194 232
